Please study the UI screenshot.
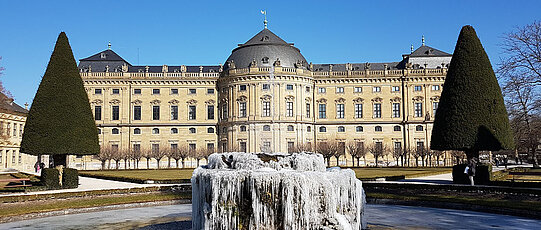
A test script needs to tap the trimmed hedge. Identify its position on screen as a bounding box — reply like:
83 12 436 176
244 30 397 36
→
41 168 60 190
452 164 492 185
62 168 79 189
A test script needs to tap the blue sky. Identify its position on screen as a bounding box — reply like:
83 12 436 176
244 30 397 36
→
0 0 539 106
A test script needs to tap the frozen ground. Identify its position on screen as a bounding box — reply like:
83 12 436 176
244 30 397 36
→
1 204 540 230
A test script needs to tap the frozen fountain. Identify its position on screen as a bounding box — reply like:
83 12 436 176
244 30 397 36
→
191 152 366 230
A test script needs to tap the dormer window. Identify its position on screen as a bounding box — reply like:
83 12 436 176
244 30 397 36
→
100 53 106 59
261 36 270 41
262 57 269 64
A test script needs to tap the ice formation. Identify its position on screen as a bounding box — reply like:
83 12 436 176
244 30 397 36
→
191 152 366 230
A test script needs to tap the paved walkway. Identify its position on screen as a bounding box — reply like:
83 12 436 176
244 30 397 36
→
0 176 180 197
1 204 540 230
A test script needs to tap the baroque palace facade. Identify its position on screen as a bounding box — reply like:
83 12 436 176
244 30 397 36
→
0 94 35 171
77 28 452 167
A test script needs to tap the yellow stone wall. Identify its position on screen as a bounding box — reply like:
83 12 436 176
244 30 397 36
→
0 111 36 171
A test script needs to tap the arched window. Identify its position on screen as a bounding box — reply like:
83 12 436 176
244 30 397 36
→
207 127 215 133
356 126 363 132
171 128 178 134
416 125 424 131
112 128 119 134
97 128 102 134
263 125 271 131
307 126 311 132
189 127 196 134
375 126 382 132
240 125 247 132
152 128 159 134
319 126 327 132
287 125 294 131
394 125 401 131
338 126 345 132
262 57 269 64
133 128 141 134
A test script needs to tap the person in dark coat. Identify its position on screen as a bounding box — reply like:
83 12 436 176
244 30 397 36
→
467 161 476 186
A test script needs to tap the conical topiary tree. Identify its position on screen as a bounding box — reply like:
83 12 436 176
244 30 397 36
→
21 32 99 167
431 25 514 162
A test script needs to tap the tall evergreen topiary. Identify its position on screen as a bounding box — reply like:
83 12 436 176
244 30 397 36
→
431 25 514 161
21 32 99 166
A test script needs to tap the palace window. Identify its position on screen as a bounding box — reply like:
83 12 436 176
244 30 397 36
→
171 88 178 95
286 84 294 90
375 126 382 132
373 103 381 118
336 87 344 93
262 57 269 64
240 125 247 132
355 104 363 118
112 89 120 94
207 88 215 94
306 86 310 92
152 89 160 95
171 105 178 120
97 128 101 134
189 127 196 134
189 143 196 151
414 85 422 91
133 143 141 153
208 105 215 120
431 85 440 91
94 89 102 94
262 84 270 90
222 104 228 119
414 103 423 117
338 126 345 132
392 86 400 92
152 128 159 134
208 127 215 133
263 125 271 131
133 106 141 120
354 86 362 93
373 86 381 93
239 85 247 91
152 144 160 154
207 143 215 152
394 142 402 153
189 88 197 94
318 87 326 93
307 126 311 132
153 106 160 120
356 126 363 132
240 142 247 153
262 101 271 117
287 142 295 153
319 126 327 132
394 125 401 131
171 143 178 151
336 104 344 118
287 125 294 131
433 102 439 116
286 102 293 117
318 104 326 119
171 128 178 134
306 103 311 118
239 102 247 118
392 103 400 118
112 106 119 120
94 106 102 120
133 128 141 134
134 89 141 94
416 125 424 131
189 105 196 120
112 128 119 134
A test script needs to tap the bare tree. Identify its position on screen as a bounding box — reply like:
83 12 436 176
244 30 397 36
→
111 148 123 169
97 146 114 170
432 150 444 167
368 142 388 167
347 141 367 167
192 147 209 167
334 141 346 166
317 140 339 167
170 145 190 168
412 146 429 167
449 150 466 165
391 144 404 167
152 147 168 169
130 148 143 169
292 142 313 153
141 148 153 169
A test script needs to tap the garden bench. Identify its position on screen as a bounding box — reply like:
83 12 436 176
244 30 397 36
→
0 178 32 188
508 171 541 182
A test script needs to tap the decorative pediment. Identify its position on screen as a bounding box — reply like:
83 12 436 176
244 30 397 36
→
371 97 383 103
205 99 216 105
168 99 180 105
186 99 198 105
353 97 364 103
412 96 424 102
260 94 272 101
91 99 103 105
131 99 142 105
316 98 327 104
150 99 161 105
237 95 248 102
285 95 295 101
109 99 121 105
430 96 440 101
390 97 401 102
335 97 346 103
305 97 312 102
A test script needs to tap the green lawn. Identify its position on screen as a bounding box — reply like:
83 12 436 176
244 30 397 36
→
80 167 452 183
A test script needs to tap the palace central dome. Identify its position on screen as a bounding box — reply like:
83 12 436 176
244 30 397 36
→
223 28 309 71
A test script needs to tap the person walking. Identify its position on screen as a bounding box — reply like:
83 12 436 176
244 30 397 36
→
467 161 476 186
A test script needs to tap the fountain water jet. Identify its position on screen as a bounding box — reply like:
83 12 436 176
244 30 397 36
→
192 152 366 230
